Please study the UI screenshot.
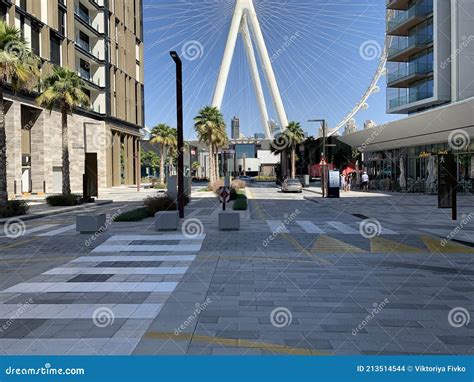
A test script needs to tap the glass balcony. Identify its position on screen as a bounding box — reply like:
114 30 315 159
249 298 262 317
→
75 7 91 25
387 34 432 61
387 4 433 36
387 63 433 87
388 91 433 110
76 39 91 53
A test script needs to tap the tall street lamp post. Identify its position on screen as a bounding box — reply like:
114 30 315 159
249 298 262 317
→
309 119 327 198
170 51 185 218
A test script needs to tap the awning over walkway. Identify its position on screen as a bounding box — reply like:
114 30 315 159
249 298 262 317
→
339 97 474 152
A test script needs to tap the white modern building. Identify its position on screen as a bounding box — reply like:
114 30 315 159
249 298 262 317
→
341 0 474 193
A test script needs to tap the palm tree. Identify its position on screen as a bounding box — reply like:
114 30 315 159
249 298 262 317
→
0 21 39 204
167 127 178 175
36 67 90 196
150 123 175 184
285 122 305 178
194 106 227 187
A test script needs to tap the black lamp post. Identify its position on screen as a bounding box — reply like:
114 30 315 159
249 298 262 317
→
170 51 185 218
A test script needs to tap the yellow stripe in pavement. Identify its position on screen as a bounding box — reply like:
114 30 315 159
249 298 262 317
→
0 236 40 250
370 237 423 253
312 235 367 254
246 188 330 265
144 332 328 355
421 235 474 254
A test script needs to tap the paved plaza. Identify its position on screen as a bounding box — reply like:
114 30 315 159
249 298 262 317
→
0 184 473 355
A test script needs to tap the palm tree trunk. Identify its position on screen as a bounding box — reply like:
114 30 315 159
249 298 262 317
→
61 110 71 196
214 145 220 181
291 146 296 179
208 143 214 187
159 144 165 185
0 86 7 204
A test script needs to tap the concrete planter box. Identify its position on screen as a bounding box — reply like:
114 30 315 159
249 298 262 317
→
76 214 107 233
218 212 240 231
155 211 179 231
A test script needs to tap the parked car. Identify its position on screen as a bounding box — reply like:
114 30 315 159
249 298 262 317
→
237 175 252 183
281 179 303 193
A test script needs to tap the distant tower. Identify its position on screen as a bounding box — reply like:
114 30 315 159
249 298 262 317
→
231 116 240 139
212 0 288 139
344 119 357 135
364 120 377 130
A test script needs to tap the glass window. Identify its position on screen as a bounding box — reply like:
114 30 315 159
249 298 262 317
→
50 35 61 66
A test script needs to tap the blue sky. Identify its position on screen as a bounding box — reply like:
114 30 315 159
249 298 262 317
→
143 1 400 140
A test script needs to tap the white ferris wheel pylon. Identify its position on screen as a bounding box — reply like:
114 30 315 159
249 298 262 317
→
211 0 289 139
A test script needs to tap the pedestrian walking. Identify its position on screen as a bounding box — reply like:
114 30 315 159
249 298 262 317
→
362 171 369 192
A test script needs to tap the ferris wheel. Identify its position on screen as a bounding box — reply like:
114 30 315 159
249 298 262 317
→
144 0 388 139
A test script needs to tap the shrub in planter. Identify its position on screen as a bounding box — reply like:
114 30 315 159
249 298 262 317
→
46 194 82 207
143 195 177 216
233 198 248 211
113 208 149 222
0 200 30 218
154 183 166 190
231 179 246 190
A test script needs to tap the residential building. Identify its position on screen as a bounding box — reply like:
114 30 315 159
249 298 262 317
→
386 0 473 114
340 1 474 193
1 0 144 197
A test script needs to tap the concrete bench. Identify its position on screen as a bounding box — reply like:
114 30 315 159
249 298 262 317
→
155 211 179 231
76 214 107 234
218 212 240 231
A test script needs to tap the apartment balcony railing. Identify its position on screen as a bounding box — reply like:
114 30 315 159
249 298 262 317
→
387 62 433 87
75 6 102 33
388 91 433 110
387 4 433 36
77 68 102 87
387 34 432 62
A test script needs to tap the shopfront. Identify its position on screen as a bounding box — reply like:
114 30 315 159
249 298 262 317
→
362 142 474 194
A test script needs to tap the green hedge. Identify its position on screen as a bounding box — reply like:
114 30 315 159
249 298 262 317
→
46 194 82 206
233 198 248 211
0 200 30 218
113 208 150 222
144 196 177 216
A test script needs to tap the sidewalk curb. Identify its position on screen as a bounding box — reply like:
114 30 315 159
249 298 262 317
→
0 200 114 225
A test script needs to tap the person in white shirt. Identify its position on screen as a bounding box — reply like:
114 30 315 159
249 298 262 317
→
362 172 369 192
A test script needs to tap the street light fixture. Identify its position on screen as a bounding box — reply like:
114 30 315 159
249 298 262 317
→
170 51 185 219
308 119 327 198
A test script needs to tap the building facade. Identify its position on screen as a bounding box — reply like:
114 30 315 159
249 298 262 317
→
386 0 474 114
339 1 474 194
1 0 144 197
231 116 240 140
